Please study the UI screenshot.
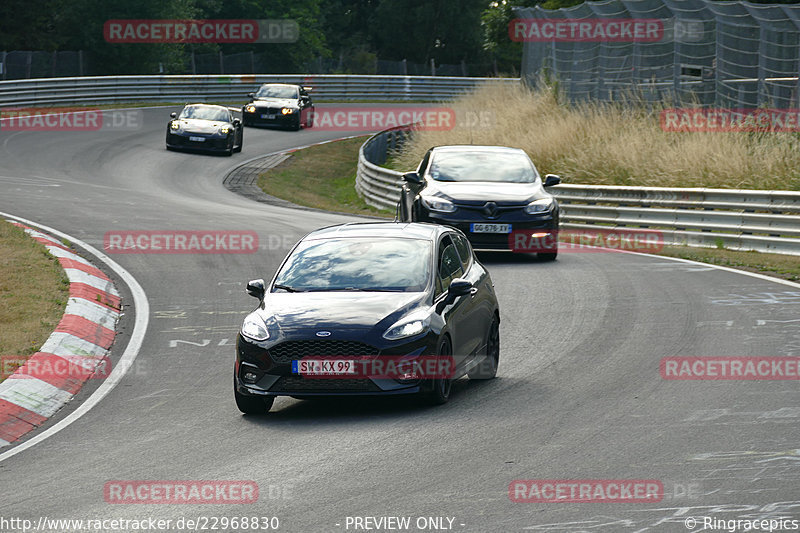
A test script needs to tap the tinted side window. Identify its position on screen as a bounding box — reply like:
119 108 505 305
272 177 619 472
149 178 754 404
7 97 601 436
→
452 233 472 271
417 149 433 176
437 237 464 297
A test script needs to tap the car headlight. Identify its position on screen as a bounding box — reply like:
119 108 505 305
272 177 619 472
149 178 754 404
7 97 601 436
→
383 313 431 340
421 196 456 214
241 313 269 341
244 105 256 113
170 121 180 130
524 198 553 214
220 126 231 134
281 107 295 115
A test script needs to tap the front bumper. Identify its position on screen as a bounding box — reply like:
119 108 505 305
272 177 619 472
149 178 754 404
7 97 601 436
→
166 131 232 152
242 108 298 127
420 209 559 251
234 333 440 397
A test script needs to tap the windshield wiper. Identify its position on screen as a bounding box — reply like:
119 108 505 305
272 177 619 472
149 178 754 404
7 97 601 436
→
273 284 302 293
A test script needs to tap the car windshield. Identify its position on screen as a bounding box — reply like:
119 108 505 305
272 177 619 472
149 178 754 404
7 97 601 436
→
256 85 298 99
273 237 431 292
179 106 229 122
428 151 539 183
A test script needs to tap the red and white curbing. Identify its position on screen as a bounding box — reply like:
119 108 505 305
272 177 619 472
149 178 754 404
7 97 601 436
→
0 222 120 447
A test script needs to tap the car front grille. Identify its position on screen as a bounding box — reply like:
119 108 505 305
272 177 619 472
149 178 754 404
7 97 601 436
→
170 135 227 148
268 340 378 364
270 376 381 393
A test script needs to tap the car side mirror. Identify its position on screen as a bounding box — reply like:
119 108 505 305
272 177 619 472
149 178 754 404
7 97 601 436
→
170 112 177 119
449 278 473 297
233 118 241 126
246 279 266 300
402 172 422 185
248 92 255 99
544 174 561 187
436 278 474 314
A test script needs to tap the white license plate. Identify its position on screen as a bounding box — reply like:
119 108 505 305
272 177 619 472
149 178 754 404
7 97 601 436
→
292 359 355 376
261 114 276 119
188 136 205 142
471 223 511 233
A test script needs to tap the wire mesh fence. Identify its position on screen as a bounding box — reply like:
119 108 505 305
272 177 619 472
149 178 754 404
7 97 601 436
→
516 0 800 108
0 50 496 80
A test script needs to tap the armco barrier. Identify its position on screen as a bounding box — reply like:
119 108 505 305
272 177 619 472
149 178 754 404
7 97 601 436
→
0 74 519 108
356 128 800 255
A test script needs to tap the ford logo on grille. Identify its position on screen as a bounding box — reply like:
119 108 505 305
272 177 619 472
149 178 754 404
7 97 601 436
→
316 331 332 337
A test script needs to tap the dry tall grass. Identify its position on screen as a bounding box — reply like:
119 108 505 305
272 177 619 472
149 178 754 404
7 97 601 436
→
393 84 800 190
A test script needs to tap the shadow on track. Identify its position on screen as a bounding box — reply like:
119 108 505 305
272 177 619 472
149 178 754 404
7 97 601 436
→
235 377 507 427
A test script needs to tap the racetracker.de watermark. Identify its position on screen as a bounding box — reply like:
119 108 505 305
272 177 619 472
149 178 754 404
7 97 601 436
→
104 481 259 504
0 108 142 131
310 107 455 131
104 19 298 43
661 108 800 132
508 228 665 253
509 18 664 42
1 355 111 381
509 479 664 503
103 231 258 254
661 357 800 380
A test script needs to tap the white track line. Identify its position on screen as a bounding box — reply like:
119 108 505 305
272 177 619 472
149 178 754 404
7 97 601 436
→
620 248 800 289
0 212 149 463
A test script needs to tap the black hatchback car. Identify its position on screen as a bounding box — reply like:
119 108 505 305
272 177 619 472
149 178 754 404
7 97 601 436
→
242 83 314 130
234 222 500 414
399 145 562 259
165 104 243 156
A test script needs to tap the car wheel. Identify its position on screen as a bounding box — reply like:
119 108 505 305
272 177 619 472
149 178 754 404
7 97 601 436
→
225 139 234 156
427 337 453 405
307 108 314 127
234 380 274 414
469 315 499 380
538 251 557 261
291 117 301 131
233 131 242 153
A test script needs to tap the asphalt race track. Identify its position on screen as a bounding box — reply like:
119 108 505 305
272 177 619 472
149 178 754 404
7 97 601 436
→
1 106 799 532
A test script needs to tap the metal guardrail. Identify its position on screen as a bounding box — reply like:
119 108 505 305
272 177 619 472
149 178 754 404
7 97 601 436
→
356 128 800 255
0 74 520 108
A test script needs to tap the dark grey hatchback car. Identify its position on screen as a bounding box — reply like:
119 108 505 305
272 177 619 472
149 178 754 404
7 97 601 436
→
234 222 500 414
399 145 561 259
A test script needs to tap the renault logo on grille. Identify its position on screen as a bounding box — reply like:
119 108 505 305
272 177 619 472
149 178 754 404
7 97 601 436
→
316 331 332 337
483 202 499 218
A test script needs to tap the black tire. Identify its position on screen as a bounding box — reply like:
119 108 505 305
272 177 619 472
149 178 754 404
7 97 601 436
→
306 108 314 128
469 315 499 380
291 116 301 131
234 380 274 414
233 131 243 153
427 337 453 405
538 250 558 261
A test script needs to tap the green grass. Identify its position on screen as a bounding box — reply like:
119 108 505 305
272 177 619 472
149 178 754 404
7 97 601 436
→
257 136 393 217
0 220 70 382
